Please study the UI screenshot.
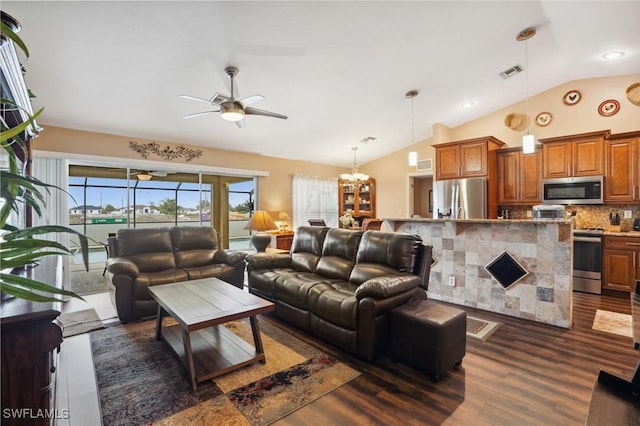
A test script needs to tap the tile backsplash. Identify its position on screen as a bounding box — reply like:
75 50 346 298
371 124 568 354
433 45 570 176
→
501 204 640 231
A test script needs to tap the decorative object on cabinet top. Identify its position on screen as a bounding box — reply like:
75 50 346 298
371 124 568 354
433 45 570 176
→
562 89 582 106
504 112 528 131
626 82 640 106
535 112 552 127
598 99 620 116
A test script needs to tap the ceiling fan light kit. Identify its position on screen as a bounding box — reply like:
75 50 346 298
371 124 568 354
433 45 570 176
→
181 66 287 128
136 173 152 181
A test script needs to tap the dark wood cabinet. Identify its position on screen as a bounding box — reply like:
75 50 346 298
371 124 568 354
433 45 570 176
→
433 136 505 181
497 148 542 205
603 236 640 293
275 232 294 251
338 178 376 220
605 131 640 202
540 130 609 179
1 256 64 426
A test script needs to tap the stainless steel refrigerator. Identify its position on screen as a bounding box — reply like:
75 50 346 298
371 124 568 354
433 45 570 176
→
432 178 487 219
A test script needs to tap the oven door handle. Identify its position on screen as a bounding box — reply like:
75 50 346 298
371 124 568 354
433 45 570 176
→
573 236 602 243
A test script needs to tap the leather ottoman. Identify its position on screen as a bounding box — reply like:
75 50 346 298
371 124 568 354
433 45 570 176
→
389 299 466 381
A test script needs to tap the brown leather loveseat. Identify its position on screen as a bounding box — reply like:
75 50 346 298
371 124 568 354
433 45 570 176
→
106 226 246 323
246 226 433 360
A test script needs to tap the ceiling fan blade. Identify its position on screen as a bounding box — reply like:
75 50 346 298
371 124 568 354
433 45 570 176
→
244 107 288 120
238 95 264 107
180 93 228 105
235 119 246 129
183 110 219 119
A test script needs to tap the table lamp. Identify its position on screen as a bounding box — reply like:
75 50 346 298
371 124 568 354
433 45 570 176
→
244 210 278 252
278 211 290 233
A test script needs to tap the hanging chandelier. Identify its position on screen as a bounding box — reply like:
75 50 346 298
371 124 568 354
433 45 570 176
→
340 147 369 184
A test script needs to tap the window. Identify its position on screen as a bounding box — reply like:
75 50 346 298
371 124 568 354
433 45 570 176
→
292 175 338 228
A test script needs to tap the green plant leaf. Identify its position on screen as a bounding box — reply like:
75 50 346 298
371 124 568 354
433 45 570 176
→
0 21 29 57
1 273 85 302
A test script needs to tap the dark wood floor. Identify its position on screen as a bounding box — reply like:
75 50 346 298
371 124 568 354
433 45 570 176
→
264 292 639 426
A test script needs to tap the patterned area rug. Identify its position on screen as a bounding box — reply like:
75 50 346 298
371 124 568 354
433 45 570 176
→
466 316 502 342
91 316 359 425
59 308 104 337
592 309 633 337
69 268 110 296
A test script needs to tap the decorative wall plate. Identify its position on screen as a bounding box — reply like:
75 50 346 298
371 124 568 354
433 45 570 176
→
598 99 620 116
562 90 582 105
535 112 552 127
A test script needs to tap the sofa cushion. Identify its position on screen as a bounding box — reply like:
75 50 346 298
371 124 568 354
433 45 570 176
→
290 226 329 272
133 269 189 299
249 268 296 300
275 273 342 309
184 264 235 281
350 231 422 285
307 281 359 330
171 226 218 268
117 228 176 272
315 228 363 280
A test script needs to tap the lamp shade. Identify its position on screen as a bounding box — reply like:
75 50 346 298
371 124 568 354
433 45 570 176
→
278 211 290 221
408 150 418 167
244 210 278 232
522 133 536 154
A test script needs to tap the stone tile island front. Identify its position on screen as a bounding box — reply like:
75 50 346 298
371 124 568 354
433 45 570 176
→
383 218 573 329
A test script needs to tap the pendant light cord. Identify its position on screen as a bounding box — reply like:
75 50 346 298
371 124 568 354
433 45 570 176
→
525 35 529 135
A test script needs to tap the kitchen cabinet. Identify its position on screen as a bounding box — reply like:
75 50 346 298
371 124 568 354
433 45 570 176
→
497 148 542 205
338 177 376 220
540 130 609 179
433 136 505 181
603 236 640 293
605 131 640 202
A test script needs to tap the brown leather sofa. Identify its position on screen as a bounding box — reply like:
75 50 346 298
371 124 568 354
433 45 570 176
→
106 226 246 323
246 226 433 360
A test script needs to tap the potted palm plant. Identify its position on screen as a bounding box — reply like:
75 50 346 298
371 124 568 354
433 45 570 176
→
1 13 88 302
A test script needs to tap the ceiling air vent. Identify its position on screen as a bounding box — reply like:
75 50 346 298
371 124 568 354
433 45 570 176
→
499 65 524 80
416 158 432 171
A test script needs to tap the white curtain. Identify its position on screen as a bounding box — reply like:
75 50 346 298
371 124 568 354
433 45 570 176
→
292 175 338 229
31 156 71 286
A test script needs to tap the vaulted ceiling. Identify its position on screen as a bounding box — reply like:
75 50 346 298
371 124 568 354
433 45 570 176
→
4 1 639 167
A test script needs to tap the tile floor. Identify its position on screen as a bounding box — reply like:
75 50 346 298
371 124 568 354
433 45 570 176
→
57 292 117 426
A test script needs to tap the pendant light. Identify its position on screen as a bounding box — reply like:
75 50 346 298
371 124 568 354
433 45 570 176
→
406 90 419 166
517 26 536 154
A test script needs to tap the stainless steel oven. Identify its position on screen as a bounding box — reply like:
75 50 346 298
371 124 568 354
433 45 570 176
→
573 229 603 294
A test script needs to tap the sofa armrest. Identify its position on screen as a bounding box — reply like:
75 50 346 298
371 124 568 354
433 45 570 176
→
106 257 139 277
245 253 292 270
213 250 247 266
354 274 420 300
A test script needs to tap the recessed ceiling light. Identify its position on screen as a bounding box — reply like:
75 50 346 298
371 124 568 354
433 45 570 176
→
602 51 625 60
460 101 475 109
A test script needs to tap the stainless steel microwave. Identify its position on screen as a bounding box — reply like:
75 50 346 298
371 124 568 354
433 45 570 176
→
542 176 603 205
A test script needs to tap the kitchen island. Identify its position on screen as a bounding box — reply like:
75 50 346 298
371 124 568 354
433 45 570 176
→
383 218 573 328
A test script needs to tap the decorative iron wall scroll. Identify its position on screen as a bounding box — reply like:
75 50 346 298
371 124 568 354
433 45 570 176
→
129 141 203 162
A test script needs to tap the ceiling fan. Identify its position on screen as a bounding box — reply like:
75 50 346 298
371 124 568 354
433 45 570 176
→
180 66 288 128
133 170 168 181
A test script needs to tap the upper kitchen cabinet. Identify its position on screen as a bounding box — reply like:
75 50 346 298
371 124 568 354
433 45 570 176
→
497 147 542 205
338 178 376 220
539 130 609 179
605 131 640 203
433 136 505 181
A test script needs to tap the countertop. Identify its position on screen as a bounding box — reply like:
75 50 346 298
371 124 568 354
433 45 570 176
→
603 230 640 238
382 217 570 225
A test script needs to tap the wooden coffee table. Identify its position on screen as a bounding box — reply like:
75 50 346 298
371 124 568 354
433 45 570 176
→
148 277 274 390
